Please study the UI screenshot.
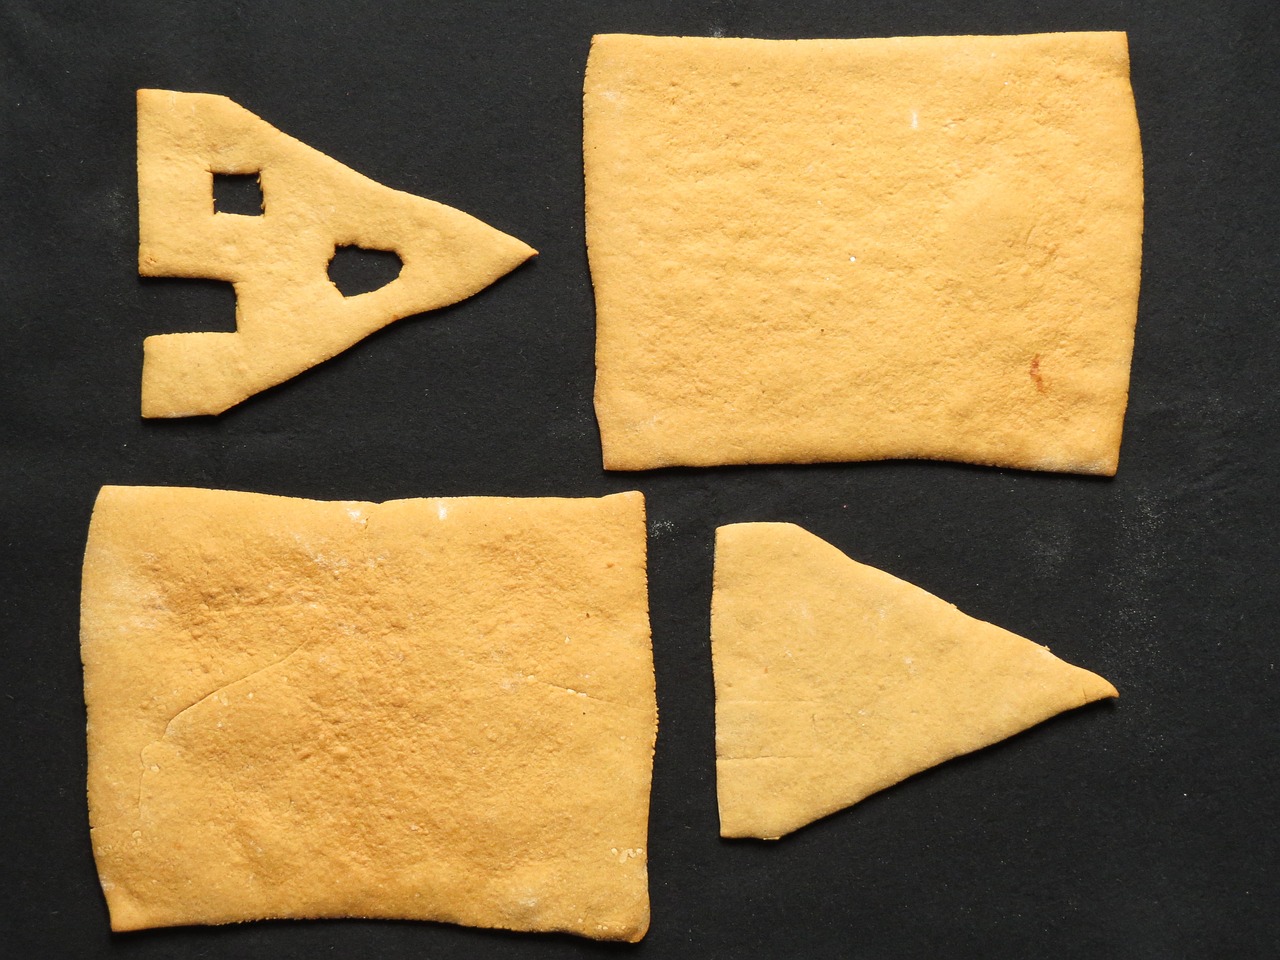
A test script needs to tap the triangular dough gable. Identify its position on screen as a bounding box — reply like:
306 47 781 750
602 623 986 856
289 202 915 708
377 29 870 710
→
711 522 1117 839
137 89 535 416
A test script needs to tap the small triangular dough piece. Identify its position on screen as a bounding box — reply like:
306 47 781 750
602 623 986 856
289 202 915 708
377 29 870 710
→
137 89 535 417
711 522 1117 839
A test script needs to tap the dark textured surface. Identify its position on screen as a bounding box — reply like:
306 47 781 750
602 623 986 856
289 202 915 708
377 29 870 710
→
1 1 1277 957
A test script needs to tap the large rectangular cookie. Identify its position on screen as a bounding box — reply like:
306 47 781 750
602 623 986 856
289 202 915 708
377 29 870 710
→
81 485 655 940
586 33 1144 473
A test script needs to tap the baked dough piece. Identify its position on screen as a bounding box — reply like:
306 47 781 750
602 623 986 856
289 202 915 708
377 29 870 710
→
585 33 1144 474
138 89 535 417
711 522 1117 839
81 486 654 940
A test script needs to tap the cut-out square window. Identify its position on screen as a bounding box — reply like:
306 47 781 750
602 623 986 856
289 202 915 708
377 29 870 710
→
327 245 403 297
213 173 263 216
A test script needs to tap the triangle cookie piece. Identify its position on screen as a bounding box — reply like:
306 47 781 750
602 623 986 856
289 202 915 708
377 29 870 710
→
137 89 535 417
711 522 1117 839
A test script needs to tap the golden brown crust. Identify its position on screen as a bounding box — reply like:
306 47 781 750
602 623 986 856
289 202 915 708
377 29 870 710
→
137 90 535 417
711 522 1117 839
82 486 653 940
585 33 1143 474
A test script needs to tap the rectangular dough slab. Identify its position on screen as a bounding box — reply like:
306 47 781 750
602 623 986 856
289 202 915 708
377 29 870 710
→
585 32 1144 474
81 485 654 940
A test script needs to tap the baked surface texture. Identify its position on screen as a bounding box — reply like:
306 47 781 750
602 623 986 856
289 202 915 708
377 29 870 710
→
711 522 1117 839
586 33 1143 473
138 89 534 417
81 485 654 940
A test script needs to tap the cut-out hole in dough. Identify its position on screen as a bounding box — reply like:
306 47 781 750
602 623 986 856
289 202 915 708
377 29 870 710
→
141 277 238 334
327 245 403 297
212 173 263 216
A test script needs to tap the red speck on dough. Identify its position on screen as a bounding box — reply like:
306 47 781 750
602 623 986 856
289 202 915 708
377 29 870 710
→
1029 355 1046 393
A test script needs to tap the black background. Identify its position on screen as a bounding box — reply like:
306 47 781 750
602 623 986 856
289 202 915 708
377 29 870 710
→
2 1 1277 958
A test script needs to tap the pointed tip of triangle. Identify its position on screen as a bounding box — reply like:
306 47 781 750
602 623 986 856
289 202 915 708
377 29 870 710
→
1084 671 1120 703
495 234 538 275
712 522 1116 839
